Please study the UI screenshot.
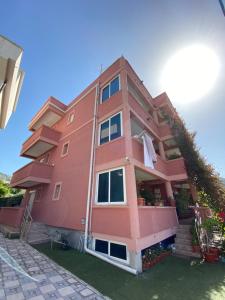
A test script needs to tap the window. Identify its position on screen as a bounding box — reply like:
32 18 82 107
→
99 112 122 145
95 239 128 261
68 112 74 124
53 183 61 200
61 142 69 156
96 167 125 204
101 76 120 103
39 153 49 164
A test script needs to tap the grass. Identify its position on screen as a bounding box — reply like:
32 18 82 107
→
35 243 225 300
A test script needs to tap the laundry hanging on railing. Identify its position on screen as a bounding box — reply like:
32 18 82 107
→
142 133 157 169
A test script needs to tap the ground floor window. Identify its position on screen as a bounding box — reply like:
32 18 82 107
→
94 239 128 262
96 167 125 204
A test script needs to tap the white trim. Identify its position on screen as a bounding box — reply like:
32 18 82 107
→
94 238 129 264
67 110 75 125
52 182 62 201
95 166 127 205
100 74 120 104
61 141 69 157
98 111 123 146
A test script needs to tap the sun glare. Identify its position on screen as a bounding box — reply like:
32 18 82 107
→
161 45 220 104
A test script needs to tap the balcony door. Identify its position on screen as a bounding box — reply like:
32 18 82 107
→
27 191 36 214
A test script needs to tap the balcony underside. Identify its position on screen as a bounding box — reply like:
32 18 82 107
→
22 140 56 158
11 161 53 189
21 125 60 158
29 97 67 131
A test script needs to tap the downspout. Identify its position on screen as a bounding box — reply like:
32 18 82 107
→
84 84 138 275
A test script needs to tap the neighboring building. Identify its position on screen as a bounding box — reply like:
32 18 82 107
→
10 57 195 273
0 35 24 129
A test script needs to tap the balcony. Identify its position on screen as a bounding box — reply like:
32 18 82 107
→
11 161 53 188
128 93 159 136
29 97 67 131
21 125 61 158
132 138 187 179
137 206 178 249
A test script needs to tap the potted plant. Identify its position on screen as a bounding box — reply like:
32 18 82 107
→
137 182 146 206
190 223 201 253
220 240 225 263
140 188 155 206
201 216 222 262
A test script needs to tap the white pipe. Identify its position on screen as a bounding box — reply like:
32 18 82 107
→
84 84 138 275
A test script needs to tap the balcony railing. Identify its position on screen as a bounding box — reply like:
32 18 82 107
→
21 125 61 158
132 138 187 178
138 206 178 238
128 93 159 136
11 161 53 188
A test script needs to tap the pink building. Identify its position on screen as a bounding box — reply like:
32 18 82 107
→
10 57 193 273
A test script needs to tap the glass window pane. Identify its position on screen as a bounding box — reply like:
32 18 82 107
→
98 172 109 203
110 169 124 202
95 239 108 254
110 114 121 141
110 77 119 96
102 85 110 102
110 243 127 260
100 120 109 145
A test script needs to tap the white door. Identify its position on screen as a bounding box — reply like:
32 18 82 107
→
27 191 36 213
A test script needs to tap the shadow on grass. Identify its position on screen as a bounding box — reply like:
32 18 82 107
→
34 243 225 300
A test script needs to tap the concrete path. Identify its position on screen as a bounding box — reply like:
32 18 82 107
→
0 233 106 300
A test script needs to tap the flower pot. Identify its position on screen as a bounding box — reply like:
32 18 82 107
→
192 245 201 253
137 198 145 206
169 199 176 207
204 251 217 263
209 247 220 258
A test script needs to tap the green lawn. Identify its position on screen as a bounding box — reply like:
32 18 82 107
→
35 243 225 300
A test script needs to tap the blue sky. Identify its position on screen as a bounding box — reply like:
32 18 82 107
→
0 0 225 177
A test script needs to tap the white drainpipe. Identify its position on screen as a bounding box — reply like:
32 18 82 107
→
84 84 138 275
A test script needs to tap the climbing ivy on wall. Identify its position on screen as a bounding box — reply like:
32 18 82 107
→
162 110 225 211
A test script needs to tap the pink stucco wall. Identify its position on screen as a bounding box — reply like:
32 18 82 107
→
0 207 25 228
138 207 178 238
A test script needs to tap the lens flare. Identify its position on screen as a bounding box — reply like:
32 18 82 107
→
161 45 220 104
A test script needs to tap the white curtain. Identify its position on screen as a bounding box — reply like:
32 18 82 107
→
142 133 157 169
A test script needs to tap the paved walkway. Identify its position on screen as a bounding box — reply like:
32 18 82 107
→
0 233 106 300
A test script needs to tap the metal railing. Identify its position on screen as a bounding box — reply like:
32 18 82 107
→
194 204 208 253
20 207 33 241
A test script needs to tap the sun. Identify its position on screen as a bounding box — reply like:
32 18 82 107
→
161 45 220 104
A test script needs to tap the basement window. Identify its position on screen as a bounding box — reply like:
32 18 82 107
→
101 76 120 103
95 239 128 262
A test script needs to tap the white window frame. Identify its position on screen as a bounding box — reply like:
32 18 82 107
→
98 111 123 146
67 111 75 124
52 182 62 200
94 238 129 264
61 141 69 157
95 166 127 205
100 75 121 103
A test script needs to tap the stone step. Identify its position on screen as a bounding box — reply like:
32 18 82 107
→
176 227 191 233
176 232 192 240
175 244 193 252
175 249 201 258
176 230 191 236
28 237 50 245
178 224 191 228
175 237 192 246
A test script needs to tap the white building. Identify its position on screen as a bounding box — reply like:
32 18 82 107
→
0 35 24 129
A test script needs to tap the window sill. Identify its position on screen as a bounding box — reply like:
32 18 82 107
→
97 136 124 149
92 205 128 208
